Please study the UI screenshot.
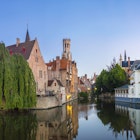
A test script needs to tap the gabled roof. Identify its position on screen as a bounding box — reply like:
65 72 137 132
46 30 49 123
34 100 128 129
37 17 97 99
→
122 61 134 67
48 80 54 86
6 40 35 60
48 79 64 87
56 80 64 87
80 79 84 85
131 60 140 70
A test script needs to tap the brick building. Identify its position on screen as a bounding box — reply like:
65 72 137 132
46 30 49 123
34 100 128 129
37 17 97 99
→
7 30 48 95
46 39 78 100
78 74 92 93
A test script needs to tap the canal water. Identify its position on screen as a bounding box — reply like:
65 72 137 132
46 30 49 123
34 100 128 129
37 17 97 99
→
0 99 139 140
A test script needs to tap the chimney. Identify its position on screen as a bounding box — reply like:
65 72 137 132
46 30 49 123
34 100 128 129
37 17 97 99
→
16 38 20 47
56 56 60 60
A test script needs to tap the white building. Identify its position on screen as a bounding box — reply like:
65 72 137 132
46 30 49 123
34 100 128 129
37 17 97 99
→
115 67 140 103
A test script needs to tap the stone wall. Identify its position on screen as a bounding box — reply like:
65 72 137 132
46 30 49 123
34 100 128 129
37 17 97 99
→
34 94 77 109
35 96 60 109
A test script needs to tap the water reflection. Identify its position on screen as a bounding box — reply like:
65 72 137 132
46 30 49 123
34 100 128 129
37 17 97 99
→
96 100 135 140
115 102 140 140
1 100 140 140
32 100 78 140
0 111 37 140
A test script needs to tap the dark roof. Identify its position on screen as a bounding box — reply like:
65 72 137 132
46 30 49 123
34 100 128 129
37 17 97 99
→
48 79 64 87
131 60 140 70
80 79 84 85
56 80 64 87
6 40 35 60
114 84 128 90
48 80 53 86
122 61 134 67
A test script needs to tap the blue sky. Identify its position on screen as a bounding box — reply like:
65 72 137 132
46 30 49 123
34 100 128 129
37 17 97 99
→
1 0 140 77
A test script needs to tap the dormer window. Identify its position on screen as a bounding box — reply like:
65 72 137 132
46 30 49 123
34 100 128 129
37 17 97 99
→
22 47 26 53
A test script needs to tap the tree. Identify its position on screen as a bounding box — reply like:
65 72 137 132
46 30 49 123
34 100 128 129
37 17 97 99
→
0 43 36 109
95 64 128 94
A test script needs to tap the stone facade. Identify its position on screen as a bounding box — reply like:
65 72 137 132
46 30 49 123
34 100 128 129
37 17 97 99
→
47 79 66 104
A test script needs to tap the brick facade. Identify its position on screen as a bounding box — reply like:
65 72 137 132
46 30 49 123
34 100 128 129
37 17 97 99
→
46 39 78 100
7 30 48 95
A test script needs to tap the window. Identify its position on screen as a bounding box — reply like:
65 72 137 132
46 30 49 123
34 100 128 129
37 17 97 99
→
54 83 56 86
36 49 37 53
39 70 42 78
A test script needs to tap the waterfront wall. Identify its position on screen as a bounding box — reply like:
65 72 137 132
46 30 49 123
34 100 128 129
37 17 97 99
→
34 94 77 109
36 96 61 109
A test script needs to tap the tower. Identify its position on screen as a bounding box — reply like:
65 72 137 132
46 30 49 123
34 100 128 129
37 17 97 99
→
124 50 127 61
62 39 72 61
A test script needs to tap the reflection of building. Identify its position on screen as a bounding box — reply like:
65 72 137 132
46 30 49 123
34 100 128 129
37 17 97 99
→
32 100 78 140
115 102 140 139
78 104 94 120
129 107 140 139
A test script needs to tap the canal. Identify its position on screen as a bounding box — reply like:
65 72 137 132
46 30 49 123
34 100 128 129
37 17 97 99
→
0 99 139 140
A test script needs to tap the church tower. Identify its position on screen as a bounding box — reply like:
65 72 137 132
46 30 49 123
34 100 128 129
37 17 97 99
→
62 39 72 61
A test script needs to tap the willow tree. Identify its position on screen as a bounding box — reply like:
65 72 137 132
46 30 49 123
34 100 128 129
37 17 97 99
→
0 43 36 109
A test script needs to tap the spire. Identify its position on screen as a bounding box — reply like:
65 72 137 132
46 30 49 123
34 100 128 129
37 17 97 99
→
25 27 30 42
119 54 122 61
124 50 127 61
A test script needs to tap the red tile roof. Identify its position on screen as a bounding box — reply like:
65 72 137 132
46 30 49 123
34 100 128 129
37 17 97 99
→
6 40 35 60
46 58 70 71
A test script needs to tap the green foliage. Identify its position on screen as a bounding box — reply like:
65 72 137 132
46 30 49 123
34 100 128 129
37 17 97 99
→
0 112 37 140
78 92 88 102
95 64 129 94
0 43 36 109
96 101 131 133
